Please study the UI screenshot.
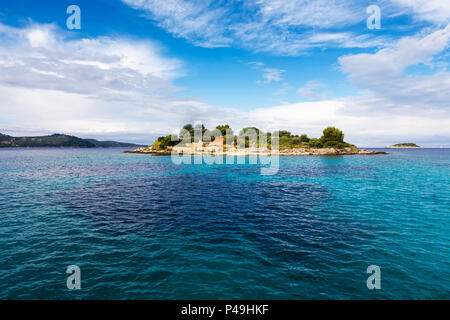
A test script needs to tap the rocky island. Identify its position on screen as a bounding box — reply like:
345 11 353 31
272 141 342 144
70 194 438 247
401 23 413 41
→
124 125 387 156
388 143 421 148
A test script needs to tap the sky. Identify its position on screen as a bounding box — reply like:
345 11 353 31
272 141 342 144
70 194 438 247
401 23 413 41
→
0 0 449 147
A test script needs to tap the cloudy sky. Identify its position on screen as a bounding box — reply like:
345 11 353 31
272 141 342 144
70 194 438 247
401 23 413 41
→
0 0 449 146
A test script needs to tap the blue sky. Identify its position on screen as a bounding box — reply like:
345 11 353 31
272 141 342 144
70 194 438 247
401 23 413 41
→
0 0 449 146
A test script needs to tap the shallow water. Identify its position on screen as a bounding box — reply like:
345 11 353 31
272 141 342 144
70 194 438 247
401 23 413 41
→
0 148 449 299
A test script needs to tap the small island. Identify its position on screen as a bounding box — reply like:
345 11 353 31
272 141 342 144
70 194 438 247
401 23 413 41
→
388 143 421 148
125 125 387 156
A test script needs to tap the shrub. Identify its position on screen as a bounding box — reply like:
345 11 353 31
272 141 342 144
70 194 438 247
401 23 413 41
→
308 138 323 148
153 135 179 150
300 134 310 143
323 141 353 149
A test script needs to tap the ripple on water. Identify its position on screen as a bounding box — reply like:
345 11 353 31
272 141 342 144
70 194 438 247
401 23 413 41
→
0 149 449 299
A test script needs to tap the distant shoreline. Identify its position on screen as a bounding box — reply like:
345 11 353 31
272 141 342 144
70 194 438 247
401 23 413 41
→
0 132 143 149
0 146 135 149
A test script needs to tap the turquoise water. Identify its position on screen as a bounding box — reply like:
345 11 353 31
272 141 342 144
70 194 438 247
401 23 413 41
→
0 148 449 299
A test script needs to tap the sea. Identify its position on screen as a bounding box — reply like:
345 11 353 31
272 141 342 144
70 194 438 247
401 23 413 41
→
0 148 449 299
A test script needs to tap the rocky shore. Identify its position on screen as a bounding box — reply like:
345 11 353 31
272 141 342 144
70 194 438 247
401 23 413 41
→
124 147 387 156
123 150 172 155
276 147 387 156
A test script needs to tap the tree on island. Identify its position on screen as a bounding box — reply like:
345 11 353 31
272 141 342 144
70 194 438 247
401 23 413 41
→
179 124 195 143
152 134 179 150
214 125 234 145
391 143 420 147
273 131 310 149
238 127 263 148
315 127 351 149
321 127 344 142
300 134 310 143
151 125 354 150
179 123 208 143
215 124 233 136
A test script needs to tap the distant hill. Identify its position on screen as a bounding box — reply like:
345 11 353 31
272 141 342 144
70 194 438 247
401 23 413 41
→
0 133 144 148
84 139 144 148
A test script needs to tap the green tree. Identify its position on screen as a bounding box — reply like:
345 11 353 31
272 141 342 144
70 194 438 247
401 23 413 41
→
273 130 291 138
308 138 323 148
279 135 292 149
195 123 206 132
215 125 235 145
153 134 179 150
192 124 207 142
321 127 344 143
179 124 194 142
182 123 193 132
239 127 260 135
291 137 302 146
300 134 310 142
216 124 233 136
238 127 261 148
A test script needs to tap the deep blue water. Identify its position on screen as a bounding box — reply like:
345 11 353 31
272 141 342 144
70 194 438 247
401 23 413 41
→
0 148 449 299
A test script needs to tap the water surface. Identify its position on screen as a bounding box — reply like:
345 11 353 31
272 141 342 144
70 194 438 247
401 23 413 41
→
0 148 449 299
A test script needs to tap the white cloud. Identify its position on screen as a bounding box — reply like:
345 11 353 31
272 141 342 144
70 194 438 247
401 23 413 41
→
250 62 285 84
248 97 450 147
26 27 56 47
390 0 450 25
246 25 450 146
339 25 450 109
248 61 266 67
122 0 386 55
254 0 365 29
0 23 238 142
243 25 450 146
259 68 285 83
0 84 242 138
1 22 449 147
297 81 327 99
0 23 183 100
122 0 232 48
274 82 292 95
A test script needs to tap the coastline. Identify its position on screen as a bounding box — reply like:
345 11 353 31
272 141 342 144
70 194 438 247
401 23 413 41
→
124 147 388 156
